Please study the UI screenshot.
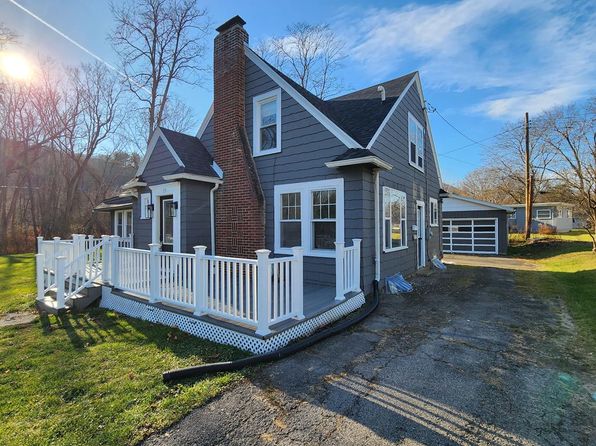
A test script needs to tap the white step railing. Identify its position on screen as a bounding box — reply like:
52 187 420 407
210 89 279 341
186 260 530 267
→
335 239 362 299
36 234 107 308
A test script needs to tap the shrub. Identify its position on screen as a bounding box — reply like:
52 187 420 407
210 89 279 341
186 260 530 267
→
538 223 557 235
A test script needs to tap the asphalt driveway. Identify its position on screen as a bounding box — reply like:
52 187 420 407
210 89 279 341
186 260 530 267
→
144 262 595 445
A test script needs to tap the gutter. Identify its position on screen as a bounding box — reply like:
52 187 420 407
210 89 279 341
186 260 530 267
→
210 182 220 255
374 168 381 281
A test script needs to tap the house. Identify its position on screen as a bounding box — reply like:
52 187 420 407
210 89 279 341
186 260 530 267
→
38 16 443 353
441 194 513 255
507 202 574 233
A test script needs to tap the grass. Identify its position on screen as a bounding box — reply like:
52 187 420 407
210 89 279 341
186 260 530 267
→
508 231 596 353
0 254 247 446
0 254 37 314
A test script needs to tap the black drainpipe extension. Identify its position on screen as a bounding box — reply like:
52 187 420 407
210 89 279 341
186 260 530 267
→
162 280 380 382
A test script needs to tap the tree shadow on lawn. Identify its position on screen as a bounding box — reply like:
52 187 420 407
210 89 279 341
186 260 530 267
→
40 307 245 365
508 239 593 260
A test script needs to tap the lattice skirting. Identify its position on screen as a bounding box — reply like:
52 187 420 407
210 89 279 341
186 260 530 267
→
100 287 366 354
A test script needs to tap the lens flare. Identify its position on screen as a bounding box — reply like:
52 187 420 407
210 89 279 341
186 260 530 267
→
0 52 33 80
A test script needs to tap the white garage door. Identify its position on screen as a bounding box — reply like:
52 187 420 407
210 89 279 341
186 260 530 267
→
442 218 498 254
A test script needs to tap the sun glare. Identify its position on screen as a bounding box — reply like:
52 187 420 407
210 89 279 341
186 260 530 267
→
0 52 33 80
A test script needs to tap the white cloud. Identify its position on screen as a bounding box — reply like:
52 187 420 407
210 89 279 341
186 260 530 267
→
340 0 596 119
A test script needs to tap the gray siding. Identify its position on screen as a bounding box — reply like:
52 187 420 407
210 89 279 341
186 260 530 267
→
133 187 152 249
443 210 508 255
509 205 558 233
369 85 443 282
142 137 180 185
200 119 214 154
180 180 212 253
244 57 367 289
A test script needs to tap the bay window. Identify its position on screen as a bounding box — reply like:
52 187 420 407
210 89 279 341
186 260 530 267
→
383 187 407 251
274 179 344 257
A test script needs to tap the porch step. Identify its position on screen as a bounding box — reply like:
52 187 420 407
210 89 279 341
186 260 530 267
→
37 283 103 314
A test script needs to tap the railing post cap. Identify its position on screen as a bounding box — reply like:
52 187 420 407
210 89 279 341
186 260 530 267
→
193 245 207 253
53 236 61 241
255 248 271 255
37 236 44 240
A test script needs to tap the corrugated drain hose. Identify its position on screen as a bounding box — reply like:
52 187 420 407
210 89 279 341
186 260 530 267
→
162 280 380 382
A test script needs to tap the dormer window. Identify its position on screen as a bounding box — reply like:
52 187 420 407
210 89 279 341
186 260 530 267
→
253 89 282 156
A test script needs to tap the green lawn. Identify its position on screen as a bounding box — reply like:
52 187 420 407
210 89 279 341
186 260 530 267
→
0 254 247 446
0 254 37 314
509 232 596 353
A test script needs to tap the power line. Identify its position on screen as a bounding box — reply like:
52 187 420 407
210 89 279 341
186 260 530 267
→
7 0 151 95
426 101 489 149
440 124 525 155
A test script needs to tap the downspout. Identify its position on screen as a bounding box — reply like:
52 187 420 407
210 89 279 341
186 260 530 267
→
373 168 381 282
210 183 220 255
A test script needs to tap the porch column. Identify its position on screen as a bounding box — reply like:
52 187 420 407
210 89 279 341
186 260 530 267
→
193 246 208 316
149 243 161 303
334 241 345 301
353 239 362 292
255 249 271 336
101 235 111 283
111 236 120 287
52 237 61 274
291 247 304 319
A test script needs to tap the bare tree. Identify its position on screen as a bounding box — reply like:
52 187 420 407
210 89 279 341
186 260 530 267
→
456 166 524 204
484 119 556 206
543 100 596 251
0 23 17 49
109 0 209 142
256 23 345 99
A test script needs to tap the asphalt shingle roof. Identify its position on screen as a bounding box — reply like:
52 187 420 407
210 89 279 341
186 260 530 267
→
159 127 219 178
253 51 416 148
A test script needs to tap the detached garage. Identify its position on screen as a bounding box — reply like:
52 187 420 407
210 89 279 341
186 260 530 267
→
441 194 513 255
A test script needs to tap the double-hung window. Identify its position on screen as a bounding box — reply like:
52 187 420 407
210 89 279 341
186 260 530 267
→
383 187 407 251
114 209 133 238
408 112 425 171
274 179 344 257
253 89 282 156
429 197 439 226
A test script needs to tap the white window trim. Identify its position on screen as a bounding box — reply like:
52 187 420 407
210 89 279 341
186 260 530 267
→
408 112 425 173
382 186 408 253
140 193 151 219
429 197 439 227
253 88 282 157
274 178 344 258
536 209 552 220
149 182 181 252
114 209 133 238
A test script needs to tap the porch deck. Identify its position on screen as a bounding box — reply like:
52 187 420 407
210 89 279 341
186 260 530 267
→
110 282 353 338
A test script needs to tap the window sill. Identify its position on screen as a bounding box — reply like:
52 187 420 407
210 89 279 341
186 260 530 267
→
408 161 424 173
253 147 282 157
383 246 408 253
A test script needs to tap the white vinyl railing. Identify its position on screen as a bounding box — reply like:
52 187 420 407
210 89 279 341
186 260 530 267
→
110 242 306 335
36 234 106 308
335 239 362 299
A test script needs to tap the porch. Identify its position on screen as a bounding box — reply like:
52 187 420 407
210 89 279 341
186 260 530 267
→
35 234 365 352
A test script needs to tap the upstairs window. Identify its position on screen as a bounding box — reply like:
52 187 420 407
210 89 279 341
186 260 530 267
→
253 89 282 156
430 198 439 226
408 113 425 171
383 187 407 251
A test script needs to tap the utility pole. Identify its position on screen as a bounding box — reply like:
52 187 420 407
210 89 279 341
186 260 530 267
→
524 112 532 240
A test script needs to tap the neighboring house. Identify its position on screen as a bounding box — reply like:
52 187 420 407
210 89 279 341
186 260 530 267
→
38 15 444 353
442 194 512 255
507 202 574 233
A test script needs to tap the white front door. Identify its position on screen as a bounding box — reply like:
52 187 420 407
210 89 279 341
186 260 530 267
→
416 201 426 268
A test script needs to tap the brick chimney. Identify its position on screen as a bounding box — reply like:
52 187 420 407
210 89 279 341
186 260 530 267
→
212 16 265 258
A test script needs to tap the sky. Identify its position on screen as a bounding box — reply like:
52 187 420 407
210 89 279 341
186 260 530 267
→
1 0 595 184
